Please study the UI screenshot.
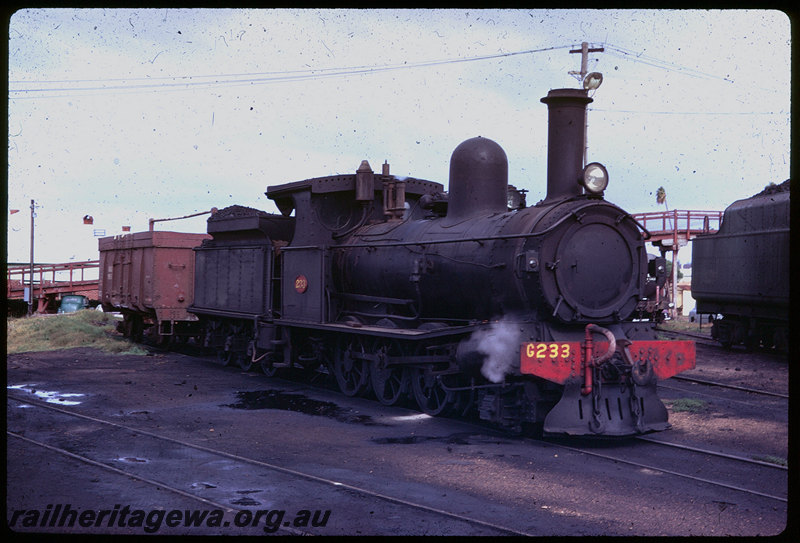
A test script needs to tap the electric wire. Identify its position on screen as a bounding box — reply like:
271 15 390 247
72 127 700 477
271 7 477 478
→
9 44 573 97
9 41 784 117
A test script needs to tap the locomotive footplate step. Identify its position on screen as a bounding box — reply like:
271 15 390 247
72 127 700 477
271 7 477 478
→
543 378 668 436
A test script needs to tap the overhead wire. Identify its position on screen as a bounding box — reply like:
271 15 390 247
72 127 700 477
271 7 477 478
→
9 44 573 98
590 108 785 116
9 41 785 113
603 44 735 83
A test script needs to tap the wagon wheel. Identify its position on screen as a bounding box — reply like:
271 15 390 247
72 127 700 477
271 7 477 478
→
333 338 371 397
371 342 410 406
261 359 279 377
156 329 171 348
411 367 459 417
120 313 132 338
121 313 144 342
130 315 145 343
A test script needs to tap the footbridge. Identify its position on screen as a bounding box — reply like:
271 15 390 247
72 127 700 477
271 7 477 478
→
7 260 100 314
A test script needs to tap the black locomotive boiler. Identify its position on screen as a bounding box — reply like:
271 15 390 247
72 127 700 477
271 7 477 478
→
189 88 695 436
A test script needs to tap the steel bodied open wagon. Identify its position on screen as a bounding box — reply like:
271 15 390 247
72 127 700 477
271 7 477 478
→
99 230 210 343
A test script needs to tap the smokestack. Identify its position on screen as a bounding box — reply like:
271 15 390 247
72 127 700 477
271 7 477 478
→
540 89 593 202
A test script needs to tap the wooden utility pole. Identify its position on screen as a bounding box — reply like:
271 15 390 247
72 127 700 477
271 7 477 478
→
569 42 604 166
28 199 35 316
569 42 604 80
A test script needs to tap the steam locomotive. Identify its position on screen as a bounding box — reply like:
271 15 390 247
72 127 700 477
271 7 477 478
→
102 88 695 436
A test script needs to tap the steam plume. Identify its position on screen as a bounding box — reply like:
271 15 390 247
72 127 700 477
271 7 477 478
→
464 320 522 383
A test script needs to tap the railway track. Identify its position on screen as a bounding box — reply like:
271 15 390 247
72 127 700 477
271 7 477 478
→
373 394 789 505
8 346 788 536
652 328 788 402
635 436 787 472
199 360 790 507
6 392 532 536
161 346 790 467
8 388 787 535
655 327 719 346
657 381 787 411
668 375 788 399
259 364 789 505
539 436 787 504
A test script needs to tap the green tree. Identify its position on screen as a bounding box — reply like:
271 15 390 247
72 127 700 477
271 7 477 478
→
664 259 683 281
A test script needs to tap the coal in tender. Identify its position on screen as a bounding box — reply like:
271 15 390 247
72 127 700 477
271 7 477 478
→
224 389 388 426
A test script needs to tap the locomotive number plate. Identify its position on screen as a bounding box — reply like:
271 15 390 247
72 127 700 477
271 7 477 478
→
294 275 308 294
520 342 582 384
524 342 574 360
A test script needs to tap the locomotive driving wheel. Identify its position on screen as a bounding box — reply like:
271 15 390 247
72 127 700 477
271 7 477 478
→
370 341 410 406
333 338 371 397
217 349 234 366
411 367 459 417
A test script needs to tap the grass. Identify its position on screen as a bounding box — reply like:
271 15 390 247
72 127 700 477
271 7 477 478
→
668 398 708 413
658 316 713 335
753 455 788 467
7 310 148 355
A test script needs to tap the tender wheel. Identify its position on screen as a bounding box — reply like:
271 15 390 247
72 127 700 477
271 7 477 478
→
260 352 279 377
333 340 371 397
773 328 788 352
411 367 459 417
236 352 253 371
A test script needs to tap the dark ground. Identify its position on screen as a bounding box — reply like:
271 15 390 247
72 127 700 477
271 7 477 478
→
6 346 791 536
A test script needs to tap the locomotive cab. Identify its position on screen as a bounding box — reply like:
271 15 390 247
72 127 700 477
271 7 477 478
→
266 170 444 324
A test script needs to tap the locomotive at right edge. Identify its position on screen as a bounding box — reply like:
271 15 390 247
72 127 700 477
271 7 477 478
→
101 88 696 436
691 180 790 350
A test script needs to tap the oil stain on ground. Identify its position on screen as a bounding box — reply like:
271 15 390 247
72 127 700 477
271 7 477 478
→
372 434 473 445
224 389 389 426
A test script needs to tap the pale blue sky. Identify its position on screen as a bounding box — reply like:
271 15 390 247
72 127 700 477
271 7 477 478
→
7 8 791 263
